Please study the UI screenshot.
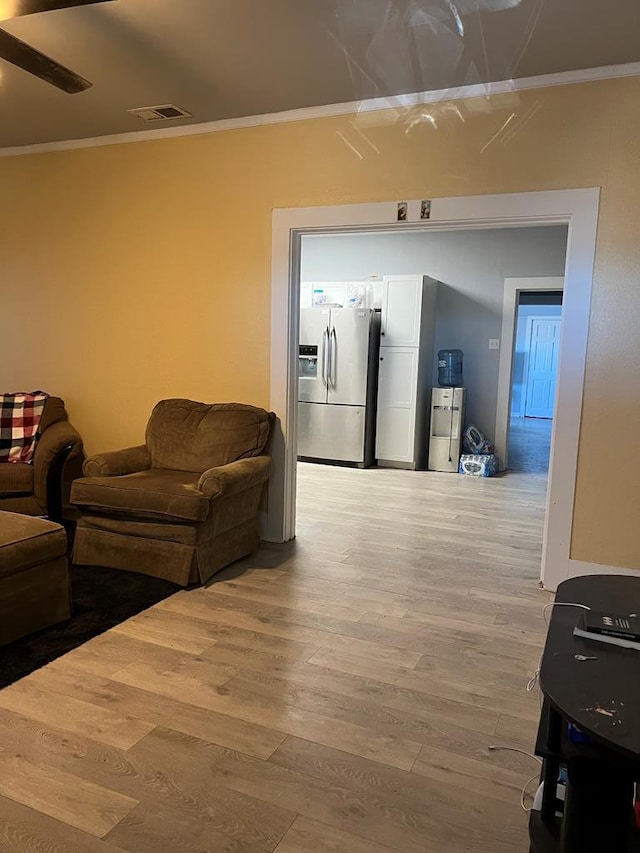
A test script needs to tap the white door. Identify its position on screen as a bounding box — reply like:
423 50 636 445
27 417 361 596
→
524 317 561 419
375 347 418 462
381 276 422 347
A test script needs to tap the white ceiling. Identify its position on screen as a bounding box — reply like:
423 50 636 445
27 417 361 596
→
2 0 640 149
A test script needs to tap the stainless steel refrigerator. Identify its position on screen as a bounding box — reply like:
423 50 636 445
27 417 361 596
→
298 307 380 466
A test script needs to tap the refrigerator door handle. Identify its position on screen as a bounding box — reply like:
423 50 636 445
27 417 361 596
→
321 327 329 387
329 326 337 387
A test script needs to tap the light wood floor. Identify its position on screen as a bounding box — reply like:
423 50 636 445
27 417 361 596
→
0 464 550 852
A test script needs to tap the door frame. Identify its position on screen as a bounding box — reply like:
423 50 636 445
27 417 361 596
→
268 189 600 591
522 314 562 419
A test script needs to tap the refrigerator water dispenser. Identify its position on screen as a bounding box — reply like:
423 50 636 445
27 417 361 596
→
298 344 318 379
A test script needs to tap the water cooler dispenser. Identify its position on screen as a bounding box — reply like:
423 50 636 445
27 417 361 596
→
428 387 466 472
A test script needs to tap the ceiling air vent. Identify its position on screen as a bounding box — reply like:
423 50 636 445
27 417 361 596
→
127 104 192 122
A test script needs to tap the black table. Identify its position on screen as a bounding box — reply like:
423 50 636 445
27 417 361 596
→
530 575 640 852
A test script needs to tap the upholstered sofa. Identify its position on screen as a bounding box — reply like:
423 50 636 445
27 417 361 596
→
0 396 84 522
70 400 275 586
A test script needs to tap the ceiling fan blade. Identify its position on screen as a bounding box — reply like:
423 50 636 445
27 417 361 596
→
0 28 91 91
0 0 115 21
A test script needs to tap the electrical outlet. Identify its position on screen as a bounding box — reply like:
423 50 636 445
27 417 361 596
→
489 339 500 350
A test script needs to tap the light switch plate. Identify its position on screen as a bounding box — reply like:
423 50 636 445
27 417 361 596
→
489 339 500 350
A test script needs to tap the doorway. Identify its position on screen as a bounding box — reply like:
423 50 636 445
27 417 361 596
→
508 290 563 474
296 229 567 476
268 189 600 590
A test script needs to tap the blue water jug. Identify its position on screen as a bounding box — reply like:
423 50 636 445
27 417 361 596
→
438 349 463 387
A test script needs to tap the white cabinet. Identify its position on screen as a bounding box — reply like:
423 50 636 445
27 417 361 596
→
376 275 437 469
376 348 418 463
381 276 423 346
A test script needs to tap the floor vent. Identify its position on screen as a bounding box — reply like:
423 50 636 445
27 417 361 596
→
127 104 192 122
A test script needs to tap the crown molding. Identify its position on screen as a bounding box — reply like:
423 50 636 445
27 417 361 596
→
2 61 640 159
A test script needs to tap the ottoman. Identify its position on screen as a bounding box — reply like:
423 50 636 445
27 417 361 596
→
0 511 71 646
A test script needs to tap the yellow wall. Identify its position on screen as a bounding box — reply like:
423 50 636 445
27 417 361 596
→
1 77 639 568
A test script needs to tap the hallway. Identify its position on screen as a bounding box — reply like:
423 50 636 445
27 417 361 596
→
508 416 553 475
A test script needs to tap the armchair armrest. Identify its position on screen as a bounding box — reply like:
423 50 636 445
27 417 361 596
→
83 445 151 477
198 456 271 498
33 420 83 509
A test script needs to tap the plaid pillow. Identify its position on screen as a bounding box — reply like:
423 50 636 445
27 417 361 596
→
0 391 49 464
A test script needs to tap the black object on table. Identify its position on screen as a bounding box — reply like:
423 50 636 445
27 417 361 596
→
530 575 640 853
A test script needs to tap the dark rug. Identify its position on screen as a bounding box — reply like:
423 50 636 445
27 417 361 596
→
0 564 177 689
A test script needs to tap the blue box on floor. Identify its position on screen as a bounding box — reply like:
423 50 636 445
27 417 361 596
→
459 454 499 477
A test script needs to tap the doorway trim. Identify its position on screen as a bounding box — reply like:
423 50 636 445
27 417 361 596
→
495 277 564 465
268 189 600 591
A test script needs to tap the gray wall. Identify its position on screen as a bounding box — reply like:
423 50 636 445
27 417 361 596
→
301 226 568 440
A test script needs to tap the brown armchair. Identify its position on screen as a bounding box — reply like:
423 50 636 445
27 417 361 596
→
70 400 275 586
0 396 84 522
